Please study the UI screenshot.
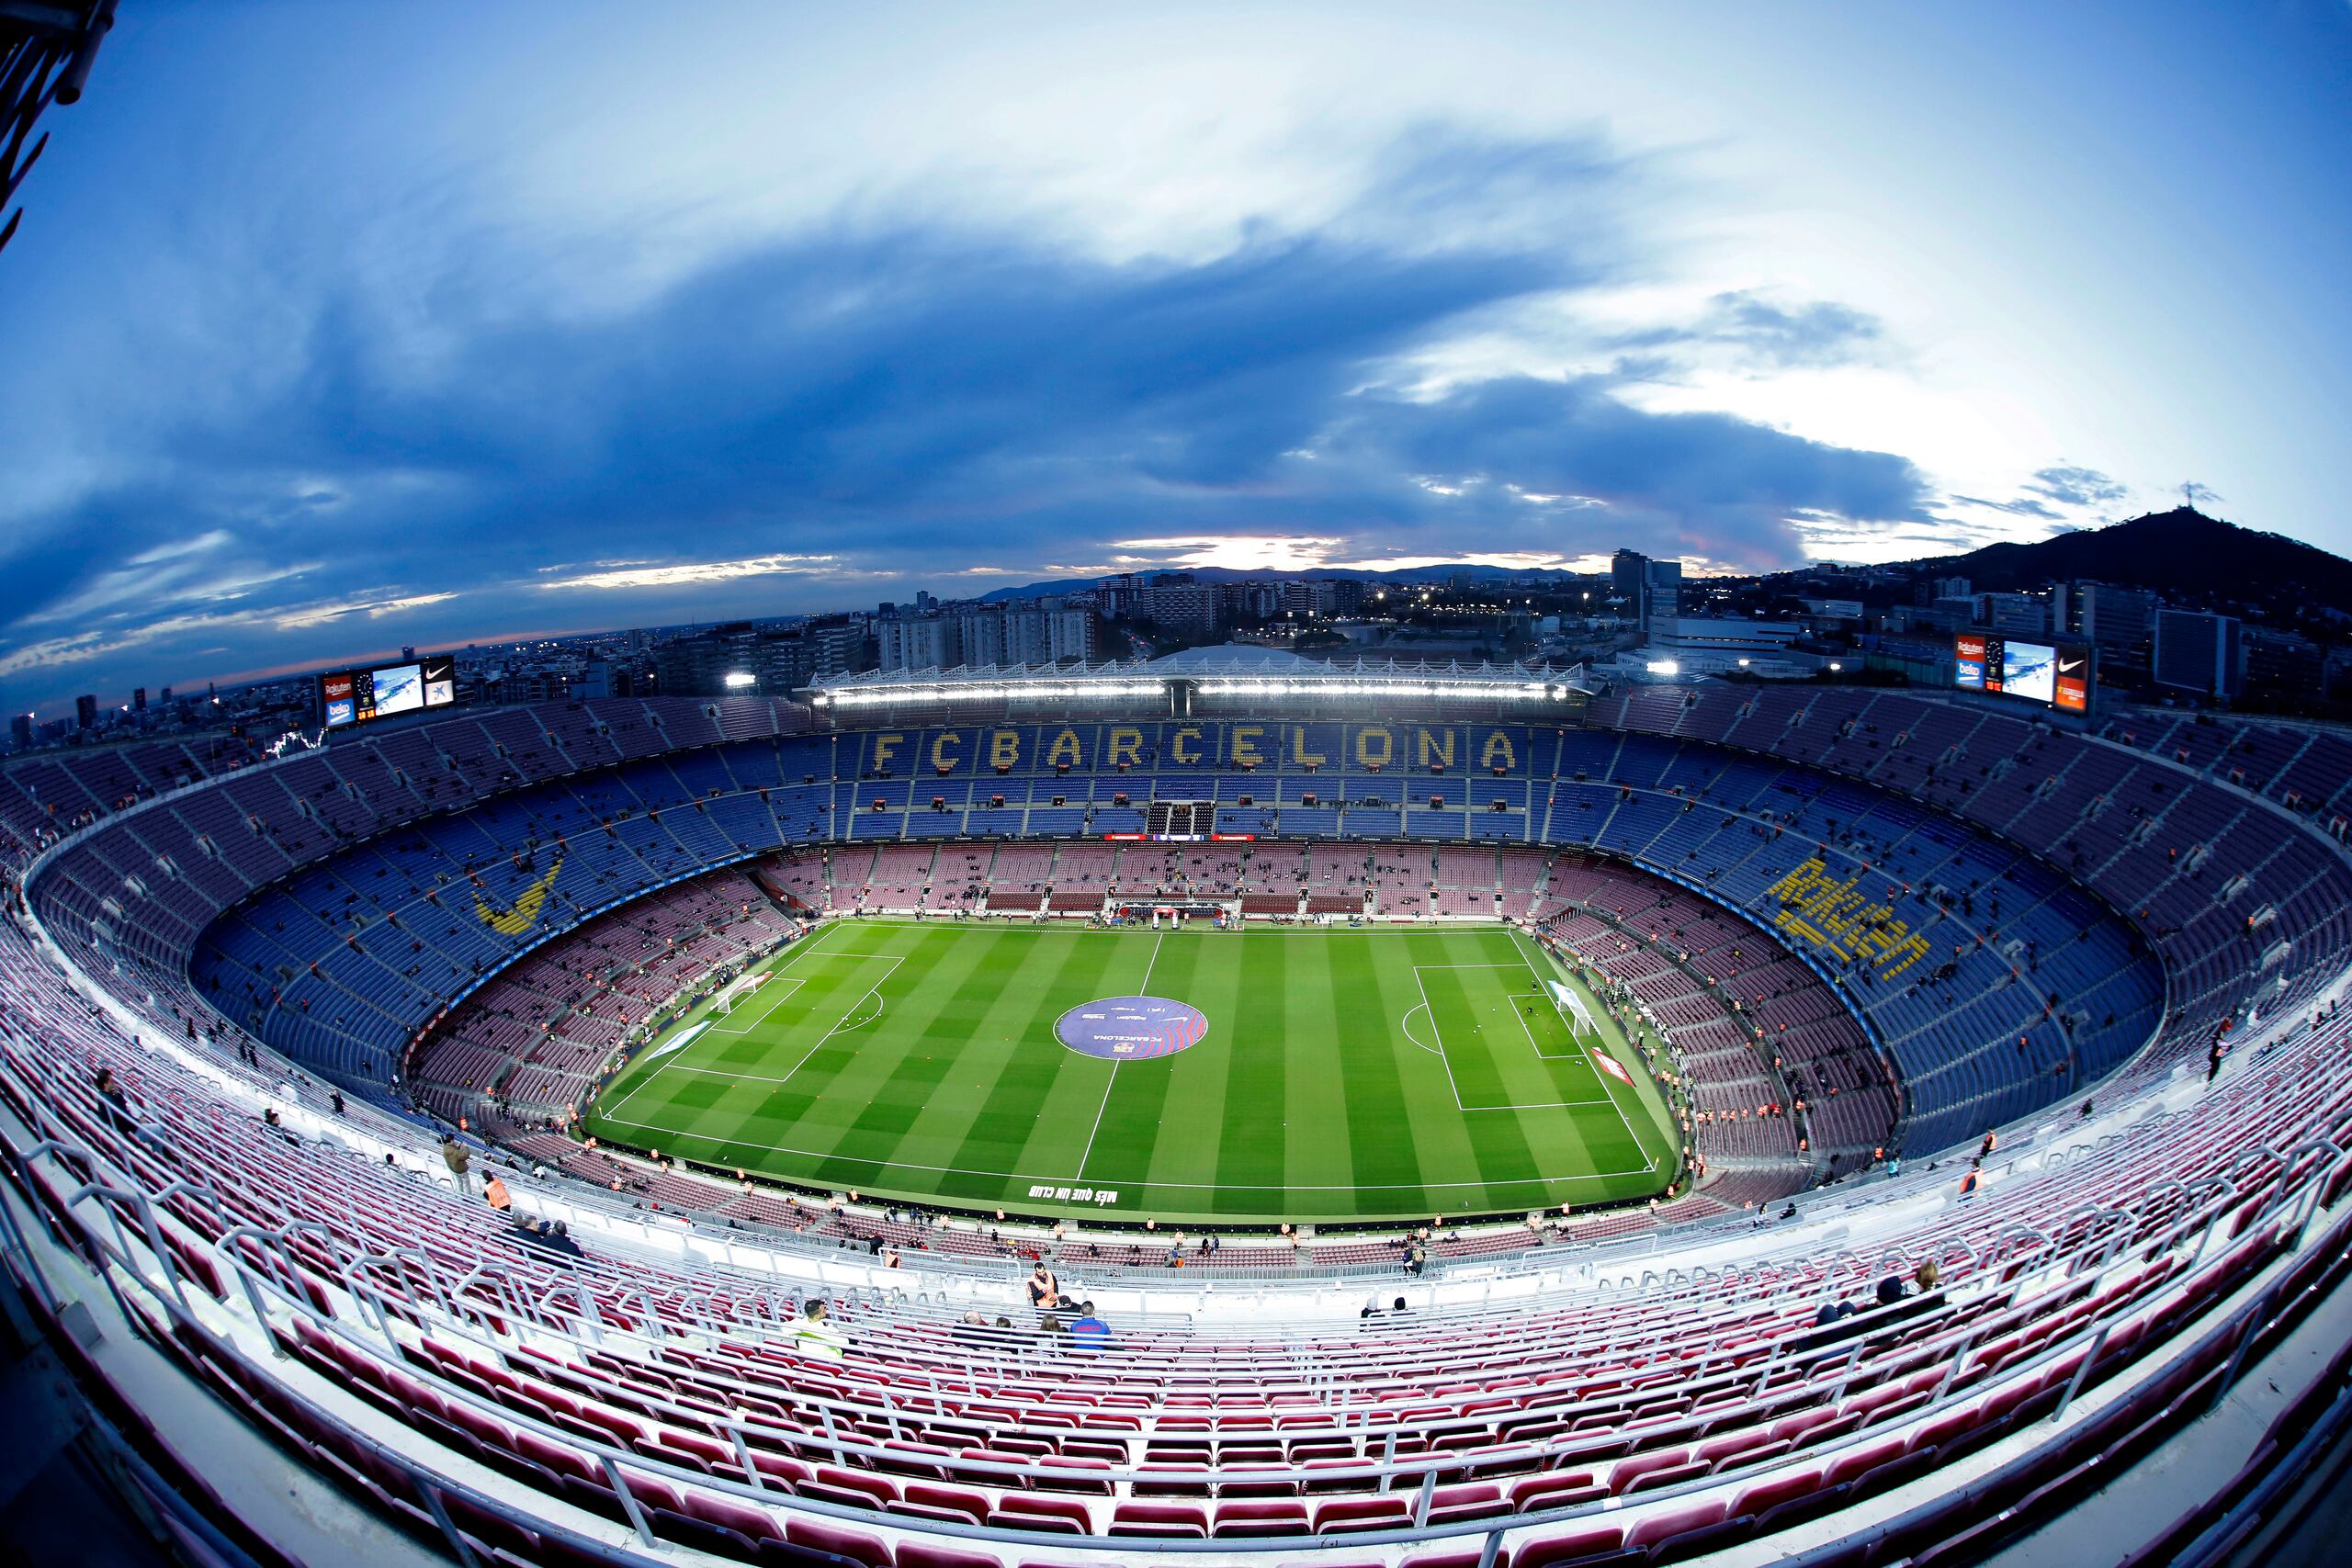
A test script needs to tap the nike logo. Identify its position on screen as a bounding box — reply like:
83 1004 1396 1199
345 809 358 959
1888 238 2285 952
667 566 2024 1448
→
474 856 564 936
2058 659 2084 673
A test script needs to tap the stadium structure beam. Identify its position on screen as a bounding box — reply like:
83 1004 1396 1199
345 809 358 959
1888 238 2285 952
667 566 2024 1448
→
0 0 115 256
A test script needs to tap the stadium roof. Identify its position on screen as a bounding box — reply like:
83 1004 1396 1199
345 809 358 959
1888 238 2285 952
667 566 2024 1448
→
1140 644 1329 674
803 649 1591 709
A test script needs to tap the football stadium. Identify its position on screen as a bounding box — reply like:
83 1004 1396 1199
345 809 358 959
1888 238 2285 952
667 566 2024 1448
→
7 654 2352 1568
6 6 2352 1567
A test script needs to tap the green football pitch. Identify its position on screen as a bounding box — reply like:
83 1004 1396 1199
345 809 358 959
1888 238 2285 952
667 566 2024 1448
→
584 919 1682 1224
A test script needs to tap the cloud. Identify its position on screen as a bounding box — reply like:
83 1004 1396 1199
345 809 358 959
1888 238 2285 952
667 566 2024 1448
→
272 591 460 630
1318 371 1933 570
1690 291 1887 368
0 126 1944 709
1603 290 1888 372
2023 465 2128 508
538 554 841 591
1951 492 2062 520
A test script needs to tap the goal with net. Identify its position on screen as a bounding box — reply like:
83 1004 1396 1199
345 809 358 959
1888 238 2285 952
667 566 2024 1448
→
716 972 770 1017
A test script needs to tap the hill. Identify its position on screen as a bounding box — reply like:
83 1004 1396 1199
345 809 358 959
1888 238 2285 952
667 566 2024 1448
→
1915 508 2352 612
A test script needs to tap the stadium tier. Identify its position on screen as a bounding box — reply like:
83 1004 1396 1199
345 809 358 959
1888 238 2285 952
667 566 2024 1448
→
3 681 2350 1566
153 710 2185 1158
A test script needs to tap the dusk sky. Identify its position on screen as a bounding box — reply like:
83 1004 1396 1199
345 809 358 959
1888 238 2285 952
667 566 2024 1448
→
3 2 2348 718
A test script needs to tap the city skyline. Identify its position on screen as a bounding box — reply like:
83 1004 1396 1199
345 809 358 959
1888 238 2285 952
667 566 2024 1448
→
4 2 2349 716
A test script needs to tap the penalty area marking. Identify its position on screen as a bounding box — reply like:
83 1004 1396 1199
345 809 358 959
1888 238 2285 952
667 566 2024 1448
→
1412 964 1603 1113
1508 931 1662 1175
708 975 806 1035
605 952 903 1115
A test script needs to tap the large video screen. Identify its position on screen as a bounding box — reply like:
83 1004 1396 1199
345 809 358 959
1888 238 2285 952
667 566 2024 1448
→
2000 640 2056 705
1953 634 2090 714
321 654 456 728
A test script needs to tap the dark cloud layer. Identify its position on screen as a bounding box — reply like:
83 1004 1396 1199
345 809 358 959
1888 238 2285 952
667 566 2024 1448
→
0 134 1938 709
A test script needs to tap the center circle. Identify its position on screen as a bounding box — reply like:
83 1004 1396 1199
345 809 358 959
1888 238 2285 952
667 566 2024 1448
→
1056 996 1209 1060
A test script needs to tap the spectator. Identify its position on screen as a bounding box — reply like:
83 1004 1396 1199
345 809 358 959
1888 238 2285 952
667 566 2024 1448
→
1914 1258 1942 1293
93 1066 134 1134
1069 1301 1110 1350
794 1300 846 1362
483 1174 512 1213
1875 1273 1906 1308
1027 1263 1062 1312
442 1136 473 1195
329 1088 345 1116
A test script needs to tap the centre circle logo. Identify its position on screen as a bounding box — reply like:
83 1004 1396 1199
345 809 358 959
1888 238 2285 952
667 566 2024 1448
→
1055 997 1209 1060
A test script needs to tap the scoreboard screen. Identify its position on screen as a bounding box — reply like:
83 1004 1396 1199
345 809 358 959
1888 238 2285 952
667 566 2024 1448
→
1954 634 2091 714
321 654 456 728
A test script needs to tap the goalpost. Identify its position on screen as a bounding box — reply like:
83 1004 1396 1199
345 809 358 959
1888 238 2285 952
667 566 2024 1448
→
717 972 769 1017
1547 978 1600 1043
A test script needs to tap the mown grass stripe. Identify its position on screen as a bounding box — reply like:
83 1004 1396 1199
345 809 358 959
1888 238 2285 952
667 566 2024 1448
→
584 917 1679 1222
1331 932 1428 1213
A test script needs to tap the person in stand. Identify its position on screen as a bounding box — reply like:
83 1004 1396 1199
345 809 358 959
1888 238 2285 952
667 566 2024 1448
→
1027 1262 1062 1313
442 1135 473 1196
483 1174 512 1213
794 1299 846 1362
94 1066 134 1134
2208 1037 2226 1084
1069 1301 1110 1351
